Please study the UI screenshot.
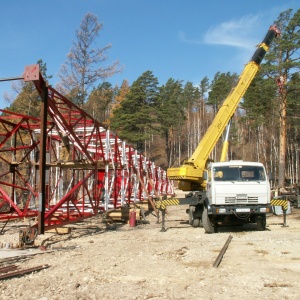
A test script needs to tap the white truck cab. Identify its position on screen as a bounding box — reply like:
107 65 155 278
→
201 161 271 232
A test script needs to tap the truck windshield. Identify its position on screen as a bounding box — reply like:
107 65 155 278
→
213 165 266 182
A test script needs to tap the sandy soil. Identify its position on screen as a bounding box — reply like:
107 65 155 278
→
0 201 300 300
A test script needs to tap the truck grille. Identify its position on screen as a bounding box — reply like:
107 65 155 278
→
225 196 258 204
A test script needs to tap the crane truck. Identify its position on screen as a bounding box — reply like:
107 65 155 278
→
165 25 281 233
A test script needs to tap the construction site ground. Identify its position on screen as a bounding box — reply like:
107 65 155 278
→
0 198 300 300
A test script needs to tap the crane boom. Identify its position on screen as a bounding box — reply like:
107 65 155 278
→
219 118 232 162
167 25 280 191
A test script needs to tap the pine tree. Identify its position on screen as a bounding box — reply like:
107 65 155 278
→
261 9 300 188
181 81 201 158
208 72 238 114
157 78 185 167
238 71 277 167
110 71 159 153
207 72 238 160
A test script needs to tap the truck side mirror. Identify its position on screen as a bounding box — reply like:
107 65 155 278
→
203 171 208 180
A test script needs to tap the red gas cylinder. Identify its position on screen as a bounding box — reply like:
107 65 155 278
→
129 210 136 227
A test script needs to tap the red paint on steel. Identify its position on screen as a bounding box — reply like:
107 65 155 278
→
0 65 174 231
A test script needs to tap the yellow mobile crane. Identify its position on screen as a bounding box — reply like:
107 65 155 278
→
161 25 281 233
168 25 280 190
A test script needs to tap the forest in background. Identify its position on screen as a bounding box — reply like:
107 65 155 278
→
3 9 300 189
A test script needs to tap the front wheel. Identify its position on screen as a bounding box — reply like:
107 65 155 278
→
202 207 215 234
256 215 266 231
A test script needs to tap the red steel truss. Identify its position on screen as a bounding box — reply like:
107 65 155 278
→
0 65 174 231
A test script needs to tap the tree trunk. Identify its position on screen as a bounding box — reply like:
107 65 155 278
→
278 93 287 189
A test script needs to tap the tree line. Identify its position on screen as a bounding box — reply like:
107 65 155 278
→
3 9 300 190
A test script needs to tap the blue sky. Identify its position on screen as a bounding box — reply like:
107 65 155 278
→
0 0 299 109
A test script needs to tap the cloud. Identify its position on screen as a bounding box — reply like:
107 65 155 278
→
178 31 202 45
179 14 262 50
203 14 261 49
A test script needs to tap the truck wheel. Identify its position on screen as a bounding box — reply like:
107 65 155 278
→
192 218 200 227
256 215 266 231
188 206 195 225
189 205 201 228
199 218 203 228
202 207 215 234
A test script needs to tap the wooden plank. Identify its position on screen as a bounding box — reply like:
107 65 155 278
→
106 207 140 222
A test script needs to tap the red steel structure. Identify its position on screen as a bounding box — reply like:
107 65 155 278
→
0 65 173 233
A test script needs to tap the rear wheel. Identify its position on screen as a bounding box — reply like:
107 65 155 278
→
189 206 203 227
256 215 266 231
192 218 200 227
188 206 195 225
202 207 215 233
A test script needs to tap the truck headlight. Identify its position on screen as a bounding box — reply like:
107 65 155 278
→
216 208 226 213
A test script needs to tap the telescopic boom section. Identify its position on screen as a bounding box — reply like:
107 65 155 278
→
167 25 280 191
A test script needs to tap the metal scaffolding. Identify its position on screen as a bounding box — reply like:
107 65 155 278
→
0 65 174 233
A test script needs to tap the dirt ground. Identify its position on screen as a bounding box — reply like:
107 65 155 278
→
0 197 300 300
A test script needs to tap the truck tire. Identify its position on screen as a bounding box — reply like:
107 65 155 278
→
256 215 266 231
202 207 215 233
192 218 200 227
189 209 200 227
189 206 203 227
199 217 203 228
188 206 195 225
